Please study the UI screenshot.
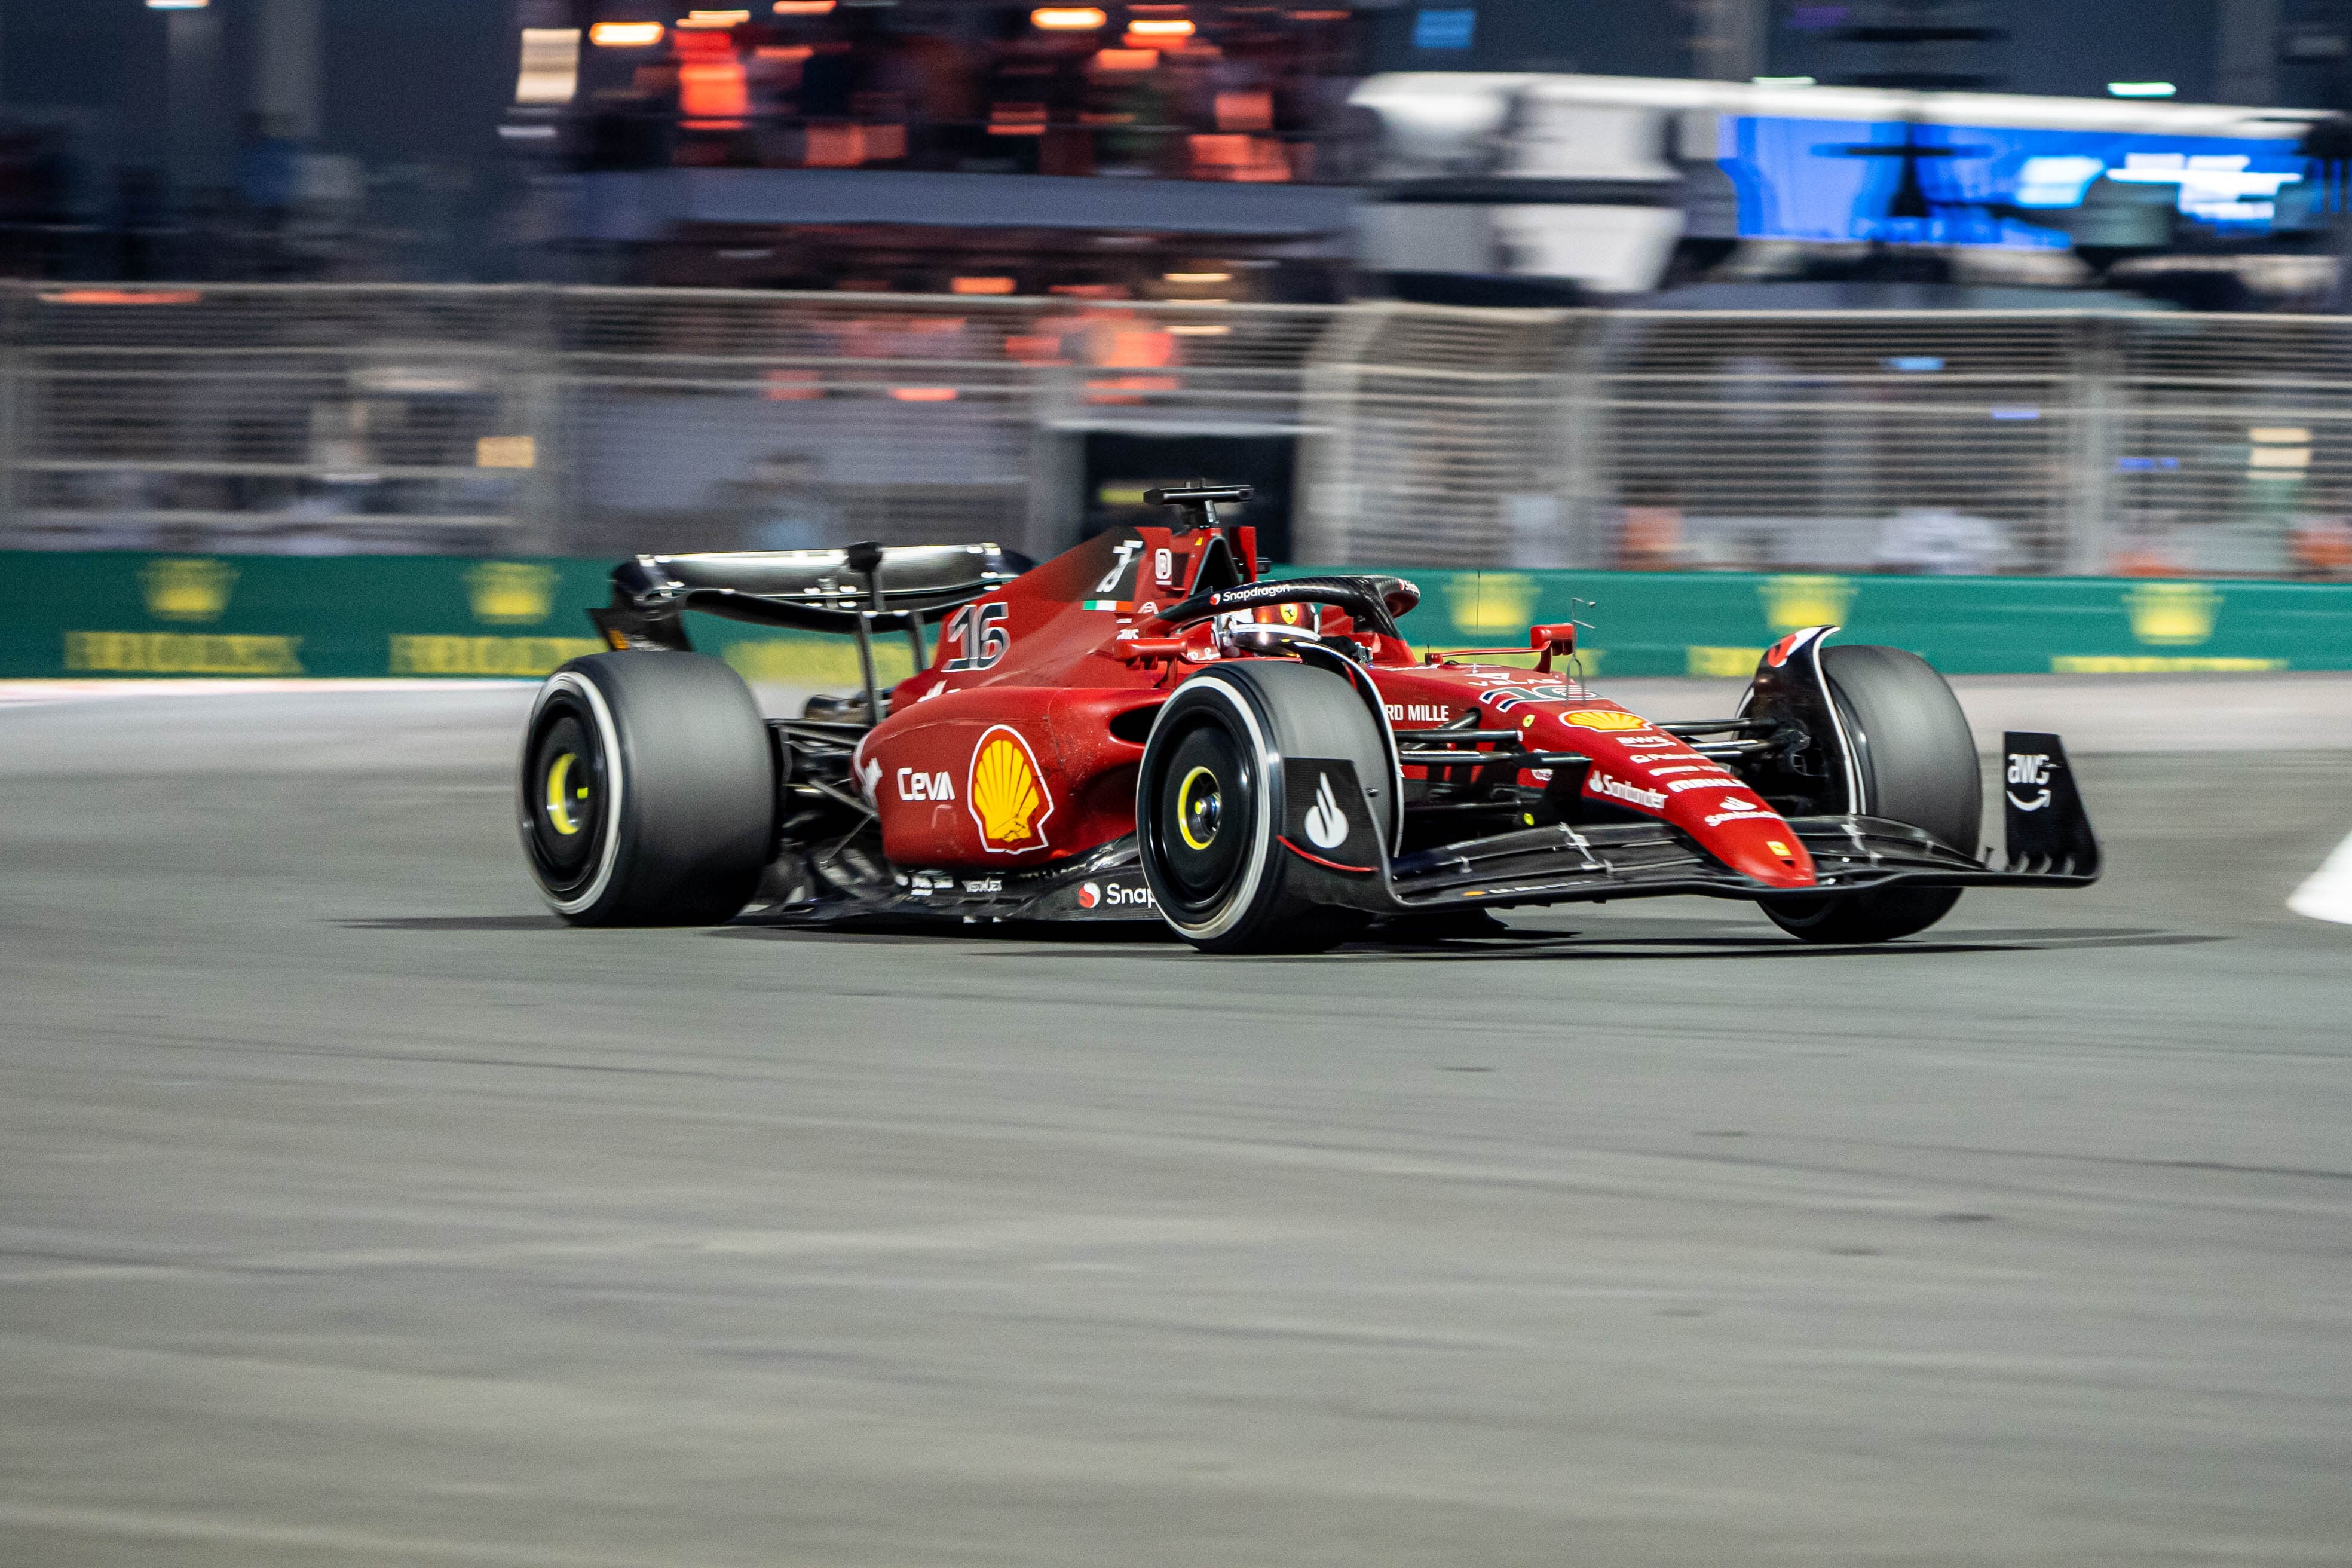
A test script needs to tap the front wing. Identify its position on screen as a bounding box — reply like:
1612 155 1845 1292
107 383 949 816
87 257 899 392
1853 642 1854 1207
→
1316 729 2102 914
1362 813 2093 913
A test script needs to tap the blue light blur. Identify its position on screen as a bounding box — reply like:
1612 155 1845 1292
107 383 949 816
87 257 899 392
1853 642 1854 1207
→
1719 116 2310 247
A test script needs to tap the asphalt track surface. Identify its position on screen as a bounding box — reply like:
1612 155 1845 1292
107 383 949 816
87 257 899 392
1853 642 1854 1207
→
3 681 2349 1568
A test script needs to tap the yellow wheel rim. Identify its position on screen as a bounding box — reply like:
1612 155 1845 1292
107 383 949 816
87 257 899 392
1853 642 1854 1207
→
544 751 587 837
1176 765 1220 851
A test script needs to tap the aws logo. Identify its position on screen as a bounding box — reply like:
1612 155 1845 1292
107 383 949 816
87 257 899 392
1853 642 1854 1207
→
969 725 1054 853
2007 751 2053 811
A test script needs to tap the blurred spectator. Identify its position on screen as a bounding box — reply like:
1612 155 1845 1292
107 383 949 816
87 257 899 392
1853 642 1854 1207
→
725 453 844 550
240 113 302 232
1618 505 1684 568
1874 506 2011 574
112 167 166 281
2289 517 2352 578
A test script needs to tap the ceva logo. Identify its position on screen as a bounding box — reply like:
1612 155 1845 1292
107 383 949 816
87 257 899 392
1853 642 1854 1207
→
467 562 559 626
141 558 236 621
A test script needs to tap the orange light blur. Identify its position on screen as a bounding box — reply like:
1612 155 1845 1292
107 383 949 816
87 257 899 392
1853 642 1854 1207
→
951 276 1018 295
1085 373 1181 405
762 369 822 401
1091 47 1158 69
988 102 1049 134
1289 8 1349 17
678 9 750 27
889 387 960 402
1031 7 1107 27
679 59 749 122
587 21 665 45
1003 334 1068 363
39 289 204 305
773 0 835 10
1189 133 1291 181
1125 17 1195 35
1214 88 1272 131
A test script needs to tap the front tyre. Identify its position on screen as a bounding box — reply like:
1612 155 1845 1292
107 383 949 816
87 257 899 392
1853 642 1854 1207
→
519 651 773 926
1136 663 1389 954
1763 643 1978 944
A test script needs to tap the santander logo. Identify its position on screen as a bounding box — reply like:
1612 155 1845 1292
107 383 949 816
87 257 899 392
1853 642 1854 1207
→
1584 771 1666 811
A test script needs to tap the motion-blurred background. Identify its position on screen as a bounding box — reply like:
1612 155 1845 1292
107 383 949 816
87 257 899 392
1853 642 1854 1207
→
8 0 2352 586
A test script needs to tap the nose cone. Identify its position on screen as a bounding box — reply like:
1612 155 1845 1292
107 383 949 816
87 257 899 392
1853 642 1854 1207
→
1712 820 1817 888
1505 700 1820 889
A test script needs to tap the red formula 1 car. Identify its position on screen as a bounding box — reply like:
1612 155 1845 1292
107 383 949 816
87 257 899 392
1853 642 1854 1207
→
518 486 2099 951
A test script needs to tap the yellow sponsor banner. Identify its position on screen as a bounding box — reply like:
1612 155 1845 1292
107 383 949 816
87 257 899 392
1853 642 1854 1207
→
722 638 918 687
1686 645 1764 677
65 630 304 675
388 635 602 676
2051 654 2289 673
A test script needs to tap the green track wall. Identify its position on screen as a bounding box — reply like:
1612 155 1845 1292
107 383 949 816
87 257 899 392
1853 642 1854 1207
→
5 552 2347 683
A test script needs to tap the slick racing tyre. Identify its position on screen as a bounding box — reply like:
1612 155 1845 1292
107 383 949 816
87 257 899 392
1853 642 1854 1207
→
1136 662 1394 955
1763 644 1980 944
520 651 773 927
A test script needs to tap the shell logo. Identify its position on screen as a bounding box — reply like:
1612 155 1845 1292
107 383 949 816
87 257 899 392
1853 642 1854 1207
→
968 725 1054 853
2125 582 2219 646
467 562 558 625
142 558 236 621
1561 709 1647 732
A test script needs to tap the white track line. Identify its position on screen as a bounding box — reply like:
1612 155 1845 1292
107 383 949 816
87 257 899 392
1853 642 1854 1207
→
2287 829 2352 927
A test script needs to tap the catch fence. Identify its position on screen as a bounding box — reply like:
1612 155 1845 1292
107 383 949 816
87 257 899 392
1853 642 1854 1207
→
3 282 2347 579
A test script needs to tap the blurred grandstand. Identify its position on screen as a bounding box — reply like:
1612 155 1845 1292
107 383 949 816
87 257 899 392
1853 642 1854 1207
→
5 4 2352 579
7 280 2352 580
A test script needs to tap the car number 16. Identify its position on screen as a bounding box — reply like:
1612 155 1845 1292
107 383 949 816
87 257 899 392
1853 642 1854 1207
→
942 602 1012 672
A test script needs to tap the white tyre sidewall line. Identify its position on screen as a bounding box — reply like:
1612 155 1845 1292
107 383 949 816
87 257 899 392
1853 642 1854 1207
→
1144 673 1278 944
2287 828 2352 927
522 670 627 918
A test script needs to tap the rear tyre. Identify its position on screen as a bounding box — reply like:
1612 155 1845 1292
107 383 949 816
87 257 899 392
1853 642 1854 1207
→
1762 644 1978 944
520 651 774 926
1136 663 1390 954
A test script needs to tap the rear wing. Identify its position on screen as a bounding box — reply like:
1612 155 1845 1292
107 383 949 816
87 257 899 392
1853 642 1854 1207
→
587 540 1032 724
587 543 1030 653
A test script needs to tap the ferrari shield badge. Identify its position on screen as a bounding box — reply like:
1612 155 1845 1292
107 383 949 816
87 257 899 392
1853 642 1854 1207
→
969 725 1054 853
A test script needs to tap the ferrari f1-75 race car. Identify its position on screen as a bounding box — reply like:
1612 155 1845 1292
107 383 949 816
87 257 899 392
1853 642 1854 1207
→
518 486 2099 952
